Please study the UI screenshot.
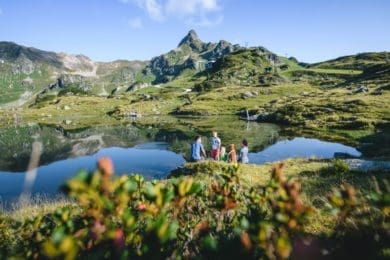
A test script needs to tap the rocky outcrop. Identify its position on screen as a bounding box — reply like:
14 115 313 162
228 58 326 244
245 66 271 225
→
202 40 239 61
58 53 94 72
12 54 35 74
38 74 91 98
345 159 390 172
127 82 151 92
197 48 286 90
145 30 241 84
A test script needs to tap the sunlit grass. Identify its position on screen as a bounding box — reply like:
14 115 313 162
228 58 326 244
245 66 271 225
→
305 68 362 75
1 194 76 221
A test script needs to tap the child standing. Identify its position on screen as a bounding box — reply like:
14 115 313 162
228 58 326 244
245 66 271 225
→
220 146 227 161
239 139 249 164
228 144 237 164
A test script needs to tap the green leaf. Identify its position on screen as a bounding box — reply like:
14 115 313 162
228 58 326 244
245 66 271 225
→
52 227 65 244
143 182 157 199
123 179 137 193
189 182 203 195
76 170 88 182
240 217 250 230
202 234 218 251
276 234 292 259
275 213 289 223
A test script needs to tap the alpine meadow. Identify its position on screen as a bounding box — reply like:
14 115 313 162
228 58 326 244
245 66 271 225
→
0 1 389 259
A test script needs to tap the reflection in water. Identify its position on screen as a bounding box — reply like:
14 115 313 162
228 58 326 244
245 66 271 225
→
0 116 281 171
150 117 281 160
0 143 185 202
249 137 361 164
0 116 363 204
0 124 146 171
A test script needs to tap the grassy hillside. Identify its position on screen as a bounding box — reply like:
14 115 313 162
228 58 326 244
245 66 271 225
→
0 62 55 104
309 52 389 70
201 48 285 87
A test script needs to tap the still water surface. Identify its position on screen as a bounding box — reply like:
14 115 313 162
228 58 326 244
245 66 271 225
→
0 139 360 202
0 118 361 202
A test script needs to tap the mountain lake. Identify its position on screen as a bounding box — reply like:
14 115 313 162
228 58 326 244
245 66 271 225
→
0 116 361 203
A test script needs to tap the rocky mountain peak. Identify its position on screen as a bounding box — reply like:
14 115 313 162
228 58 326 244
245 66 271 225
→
178 29 204 52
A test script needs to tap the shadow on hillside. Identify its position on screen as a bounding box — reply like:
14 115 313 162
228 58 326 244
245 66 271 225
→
358 122 390 159
298 165 390 209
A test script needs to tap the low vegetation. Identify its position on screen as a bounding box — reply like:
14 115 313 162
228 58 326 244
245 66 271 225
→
0 158 389 259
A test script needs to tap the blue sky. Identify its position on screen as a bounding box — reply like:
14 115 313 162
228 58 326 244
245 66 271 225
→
0 0 389 63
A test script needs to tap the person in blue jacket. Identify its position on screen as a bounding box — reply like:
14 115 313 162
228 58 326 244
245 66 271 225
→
190 136 206 162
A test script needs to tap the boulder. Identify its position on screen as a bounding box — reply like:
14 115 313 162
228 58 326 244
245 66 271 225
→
127 82 150 92
259 75 267 85
345 159 390 172
322 107 335 113
262 89 272 95
22 77 34 86
371 88 383 96
256 112 271 122
242 91 254 99
354 85 368 93
111 87 120 95
139 93 151 100
129 112 142 118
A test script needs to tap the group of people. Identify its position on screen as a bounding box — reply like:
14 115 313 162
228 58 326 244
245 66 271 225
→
190 131 249 164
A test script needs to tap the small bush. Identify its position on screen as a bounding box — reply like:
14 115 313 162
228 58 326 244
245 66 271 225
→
332 159 350 176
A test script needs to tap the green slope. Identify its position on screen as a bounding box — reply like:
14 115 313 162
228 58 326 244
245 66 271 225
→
309 52 389 70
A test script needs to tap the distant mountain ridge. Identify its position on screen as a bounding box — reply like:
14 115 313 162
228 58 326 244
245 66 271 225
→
0 30 389 107
0 41 62 68
0 41 149 106
0 41 147 76
0 30 246 105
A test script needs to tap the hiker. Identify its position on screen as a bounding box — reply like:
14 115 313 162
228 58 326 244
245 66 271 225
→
227 144 237 164
239 139 249 164
210 131 221 160
190 136 206 162
220 146 227 161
